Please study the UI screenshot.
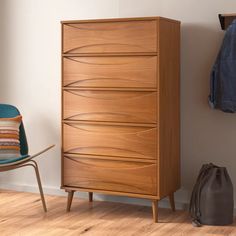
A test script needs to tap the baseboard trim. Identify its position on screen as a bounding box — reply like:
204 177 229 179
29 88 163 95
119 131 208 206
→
1 183 235 215
0 183 189 209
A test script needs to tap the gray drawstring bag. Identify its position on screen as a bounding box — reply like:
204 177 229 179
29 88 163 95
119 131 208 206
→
189 163 234 226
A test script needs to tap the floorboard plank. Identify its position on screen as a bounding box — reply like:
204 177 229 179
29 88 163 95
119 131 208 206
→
0 189 235 236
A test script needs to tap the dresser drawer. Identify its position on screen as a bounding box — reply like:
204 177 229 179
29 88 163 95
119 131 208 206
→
63 56 157 88
63 155 157 195
63 90 157 123
63 123 157 160
63 20 157 54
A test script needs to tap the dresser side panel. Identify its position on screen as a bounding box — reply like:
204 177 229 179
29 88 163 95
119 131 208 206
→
158 19 181 198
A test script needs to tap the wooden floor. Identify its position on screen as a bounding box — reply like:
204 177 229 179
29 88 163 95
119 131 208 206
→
0 190 235 236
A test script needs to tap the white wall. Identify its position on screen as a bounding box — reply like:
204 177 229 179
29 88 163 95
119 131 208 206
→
0 0 119 194
1 0 236 209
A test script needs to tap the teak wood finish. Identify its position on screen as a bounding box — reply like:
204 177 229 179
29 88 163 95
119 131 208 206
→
63 56 157 88
61 16 180 223
63 123 157 159
63 89 157 123
64 155 157 195
63 20 157 54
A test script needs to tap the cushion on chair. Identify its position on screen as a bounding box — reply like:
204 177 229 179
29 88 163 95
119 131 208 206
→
0 104 28 156
0 115 22 160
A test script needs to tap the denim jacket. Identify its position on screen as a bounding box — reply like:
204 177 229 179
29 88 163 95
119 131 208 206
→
209 19 236 112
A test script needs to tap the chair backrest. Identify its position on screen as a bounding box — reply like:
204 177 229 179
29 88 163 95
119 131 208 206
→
0 104 28 155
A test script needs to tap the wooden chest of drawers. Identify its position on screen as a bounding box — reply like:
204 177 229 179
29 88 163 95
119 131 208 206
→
61 17 180 222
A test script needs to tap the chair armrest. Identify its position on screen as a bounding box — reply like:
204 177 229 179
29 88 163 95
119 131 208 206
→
0 145 55 167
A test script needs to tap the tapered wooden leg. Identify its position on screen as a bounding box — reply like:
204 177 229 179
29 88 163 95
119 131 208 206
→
89 192 93 202
66 190 74 212
169 192 175 211
31 160 47 212
152 200 158 223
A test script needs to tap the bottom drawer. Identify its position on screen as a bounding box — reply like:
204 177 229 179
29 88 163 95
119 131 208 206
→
63 156 157 195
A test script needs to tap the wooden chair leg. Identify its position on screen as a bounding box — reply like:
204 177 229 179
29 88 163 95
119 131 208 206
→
31 161 47 212
169 192 176 211
152 200 158 223
89 192 93 202
67 191 75 212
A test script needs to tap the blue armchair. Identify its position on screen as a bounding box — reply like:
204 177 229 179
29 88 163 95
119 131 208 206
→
0 104 54 212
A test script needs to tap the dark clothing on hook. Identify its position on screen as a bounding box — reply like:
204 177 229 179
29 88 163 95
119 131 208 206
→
209 19 236 112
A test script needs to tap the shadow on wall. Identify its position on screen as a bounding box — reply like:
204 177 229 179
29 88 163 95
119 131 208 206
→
181 23 224 108
0 0 11 102
180 22 235 192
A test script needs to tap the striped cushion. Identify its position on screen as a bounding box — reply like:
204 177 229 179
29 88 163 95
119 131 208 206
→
0 115 22 159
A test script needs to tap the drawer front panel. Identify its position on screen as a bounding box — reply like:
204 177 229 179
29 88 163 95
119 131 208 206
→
63 123 157 160
63 156 157 195
63 20 157 53
63 56 157 88
63 90 157 123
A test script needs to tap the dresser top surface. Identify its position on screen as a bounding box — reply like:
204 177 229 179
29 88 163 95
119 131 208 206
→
61 16 180 24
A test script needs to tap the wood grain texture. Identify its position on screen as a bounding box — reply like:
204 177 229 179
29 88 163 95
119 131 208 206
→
61 185 158 200
1 190 235 236
66 190 74 212
157 18 181 198
63 156 157 195
61 16 180 24
63 123 157 160
62 52 157 57
63 20 157 53
61 16 181 222
63 90 157 123
63 56 157 88
152 200 158 223
61 153 156 163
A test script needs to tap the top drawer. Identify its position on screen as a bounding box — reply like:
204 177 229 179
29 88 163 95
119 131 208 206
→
62 20 157 54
